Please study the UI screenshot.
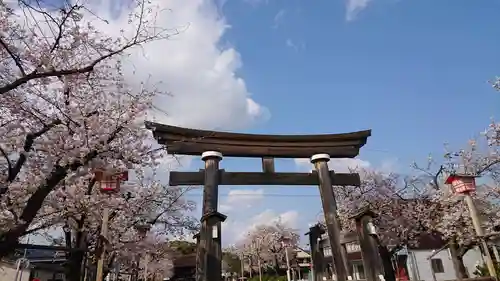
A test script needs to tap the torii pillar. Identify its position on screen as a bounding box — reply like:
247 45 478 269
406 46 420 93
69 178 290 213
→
196 151 227 281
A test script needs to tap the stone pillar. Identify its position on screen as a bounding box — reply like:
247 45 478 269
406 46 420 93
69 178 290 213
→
201 151 222 214
197 151 224 281
340 243 352 280
202 212 227 281
311 154 347 281
307 224 325 281
194 233 200 247
351 208 384 281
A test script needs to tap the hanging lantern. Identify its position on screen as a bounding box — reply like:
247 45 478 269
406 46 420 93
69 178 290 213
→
445 174 477 194
94 169 129 193
280 235 292 247
135 223 151 236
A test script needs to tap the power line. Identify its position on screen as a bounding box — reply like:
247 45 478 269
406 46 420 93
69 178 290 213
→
183 193 321 197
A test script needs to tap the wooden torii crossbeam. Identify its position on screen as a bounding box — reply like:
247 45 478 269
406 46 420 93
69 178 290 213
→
145 121 372 281
169 170 361 186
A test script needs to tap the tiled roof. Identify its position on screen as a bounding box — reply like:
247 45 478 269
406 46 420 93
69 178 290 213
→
172 253 196 268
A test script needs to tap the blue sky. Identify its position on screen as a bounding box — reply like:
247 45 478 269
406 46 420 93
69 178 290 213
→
177 0 500 245
29 0 500 245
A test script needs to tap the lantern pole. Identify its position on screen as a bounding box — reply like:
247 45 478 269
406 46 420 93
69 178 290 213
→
144 252 149 281
240 252 244 281
95 170 127 281
446 173 497 279
96 206 110 281
464 192 497 279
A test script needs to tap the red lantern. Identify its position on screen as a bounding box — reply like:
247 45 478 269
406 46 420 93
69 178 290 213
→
445 174 476 194
94 169 129 193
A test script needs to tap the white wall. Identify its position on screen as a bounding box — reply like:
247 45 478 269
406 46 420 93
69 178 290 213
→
32 270 65 281
0 262 65 281
408 247 483 281
0 263 30 281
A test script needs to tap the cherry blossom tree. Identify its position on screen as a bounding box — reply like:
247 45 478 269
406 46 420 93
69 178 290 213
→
0 0 180 259
410 104 500 278
236 221 299 275
38 174 197 281
115 233 176 281
333 162 499 279
329 168 446 281
336 170 437 251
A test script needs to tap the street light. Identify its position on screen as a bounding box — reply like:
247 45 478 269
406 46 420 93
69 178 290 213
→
94 168 128 281
445 173 497 279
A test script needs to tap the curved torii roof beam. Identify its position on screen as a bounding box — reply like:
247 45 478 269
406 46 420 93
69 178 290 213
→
145 121 371 158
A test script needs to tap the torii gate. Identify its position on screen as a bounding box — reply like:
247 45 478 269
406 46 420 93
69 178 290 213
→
145 121 371 281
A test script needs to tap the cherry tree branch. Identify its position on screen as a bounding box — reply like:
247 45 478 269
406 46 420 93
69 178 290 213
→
0 126 123 255
0 30 171 96
0 145 12 183
0 37 26 76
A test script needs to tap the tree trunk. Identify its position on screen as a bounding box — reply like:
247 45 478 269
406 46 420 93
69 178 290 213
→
0 133 117 258
102 254 116 281
449 241 469 279
66 250 85 281
0 166 67 257
274 254 280 275
378 245 396 281
64 215 90 281
87 263 98 281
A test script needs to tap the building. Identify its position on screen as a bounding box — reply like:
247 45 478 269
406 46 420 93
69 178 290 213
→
403 245 482 281
291 247 312 280
0 248 66 281
319 232 364 280
170 253 196 281
294 247 312 270
318 232 483 281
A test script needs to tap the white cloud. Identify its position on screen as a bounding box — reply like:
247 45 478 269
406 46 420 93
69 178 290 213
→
273 9 286 29
285 38 305 52
86 0 269 131
242 0 270 6
345 0 372 21
286 39 296 49
219 189 264 212
253 210 299 228
379 158 399 174
294 158 371 173
222 209 299 244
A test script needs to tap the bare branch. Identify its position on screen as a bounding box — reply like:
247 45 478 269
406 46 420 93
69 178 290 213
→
0 37 26 76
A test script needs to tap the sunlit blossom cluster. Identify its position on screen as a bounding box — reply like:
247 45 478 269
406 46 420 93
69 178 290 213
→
0 0 195 277
233 221 300 271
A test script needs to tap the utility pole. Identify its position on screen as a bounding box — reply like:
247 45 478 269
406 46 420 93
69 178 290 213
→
144 253 149 281
281 236 292 281
240 253 245 280
285 246 292 281
257 258 262 281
